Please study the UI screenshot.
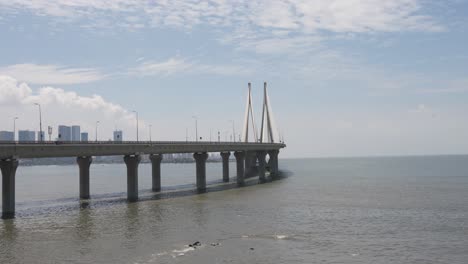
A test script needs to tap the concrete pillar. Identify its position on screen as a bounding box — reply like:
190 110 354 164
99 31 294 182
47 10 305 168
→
124 155 141 202
244 151 252 169
77 156 92 199
244 151 252 177
234 151 245 186
220 152 230 182
274 150 280 174
256 151 267 183
150 154 163 192
268 150 279 178
193 152 208 192
1 158 18 219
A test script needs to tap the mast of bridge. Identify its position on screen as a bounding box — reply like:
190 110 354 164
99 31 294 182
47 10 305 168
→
241 83 258 143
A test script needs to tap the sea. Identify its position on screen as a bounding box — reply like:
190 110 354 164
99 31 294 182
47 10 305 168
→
1 156 467 263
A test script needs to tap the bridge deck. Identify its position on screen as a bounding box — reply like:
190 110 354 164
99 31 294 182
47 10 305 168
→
0 141 286 159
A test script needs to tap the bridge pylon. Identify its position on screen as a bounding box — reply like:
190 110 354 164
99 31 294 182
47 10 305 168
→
260 82 279 143
241 83 258 143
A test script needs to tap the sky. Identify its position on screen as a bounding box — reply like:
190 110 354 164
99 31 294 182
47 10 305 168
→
0 0 468 158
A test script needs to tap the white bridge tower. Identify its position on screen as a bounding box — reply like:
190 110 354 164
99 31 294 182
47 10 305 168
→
241 82 279 143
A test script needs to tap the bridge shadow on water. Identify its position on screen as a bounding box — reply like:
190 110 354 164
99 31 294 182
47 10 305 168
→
14 171 291 219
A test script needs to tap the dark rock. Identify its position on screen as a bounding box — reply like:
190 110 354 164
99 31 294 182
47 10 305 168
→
250 247 254 250
210 243 220 246
189 241 201 248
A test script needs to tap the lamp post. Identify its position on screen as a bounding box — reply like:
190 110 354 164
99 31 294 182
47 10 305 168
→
192 116 198 142
132 110 139 142
13 117 18 141
229 120 235 142
34 103 43 142
95 121 100 142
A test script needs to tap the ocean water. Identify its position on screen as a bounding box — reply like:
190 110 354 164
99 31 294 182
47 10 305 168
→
1 156 468 263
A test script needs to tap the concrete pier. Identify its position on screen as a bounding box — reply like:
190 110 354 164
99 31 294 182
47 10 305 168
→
220 152 230 182
124 155 141 202
268 150 279 178
193 152 208 192
244 151 253 177
1 158 18 219
150 154 163 192
256 151 267 183
77 156 92 199
234 151 245 186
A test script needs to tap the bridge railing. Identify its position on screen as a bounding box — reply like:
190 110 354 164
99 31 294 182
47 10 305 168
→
0 140 285 146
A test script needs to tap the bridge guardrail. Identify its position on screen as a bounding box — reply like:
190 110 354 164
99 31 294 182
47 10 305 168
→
0 140 285 146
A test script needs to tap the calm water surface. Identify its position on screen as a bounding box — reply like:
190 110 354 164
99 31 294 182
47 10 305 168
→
1 156 468 263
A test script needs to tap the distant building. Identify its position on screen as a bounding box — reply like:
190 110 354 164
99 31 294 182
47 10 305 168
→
0 131 14 141
113 130 123 142
81 132 89 142
58 125 71 141
18 130 35 141
37 131 45 141
71 125 81 141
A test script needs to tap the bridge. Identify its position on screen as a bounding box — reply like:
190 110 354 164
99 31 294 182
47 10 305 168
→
0 82 286 219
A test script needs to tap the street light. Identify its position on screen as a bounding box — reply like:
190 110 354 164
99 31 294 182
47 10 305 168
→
192 116 198 142
95 121 100 141
34 103 43 141
229 120 235 142
132 110 139 142
13 117 18 141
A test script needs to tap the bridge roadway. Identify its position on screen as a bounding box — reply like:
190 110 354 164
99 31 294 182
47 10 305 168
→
0 141 285 219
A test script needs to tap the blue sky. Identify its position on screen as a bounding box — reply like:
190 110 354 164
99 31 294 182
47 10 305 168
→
1 0 468 158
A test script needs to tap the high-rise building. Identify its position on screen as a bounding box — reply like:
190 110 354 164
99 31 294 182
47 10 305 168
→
71 125 81 141
18 130 35 141
81 132 88 142
0 131 14 141
37 131 45 142
58 125 71 141
113 130 123 141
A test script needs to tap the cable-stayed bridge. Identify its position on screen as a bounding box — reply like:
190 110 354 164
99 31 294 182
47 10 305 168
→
0 83 286 219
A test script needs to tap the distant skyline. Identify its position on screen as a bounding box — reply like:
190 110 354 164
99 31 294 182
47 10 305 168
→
1 0 468 158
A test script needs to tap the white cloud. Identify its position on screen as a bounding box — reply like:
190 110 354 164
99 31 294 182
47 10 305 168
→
0 63 105 85
0 75 139 140
0 0 442 56
0 0 441 32
129 58 192 77
129 57 252 77
0 74 33 105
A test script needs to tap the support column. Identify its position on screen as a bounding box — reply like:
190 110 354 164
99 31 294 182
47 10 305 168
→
77 156 92 199
150 154 163 192
220 152 230 182
193 152 208 192
256 151 267 183
124 155 141 202
244 151 252 177
234 151 245 186
1 158 18 219
268 150 279 178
